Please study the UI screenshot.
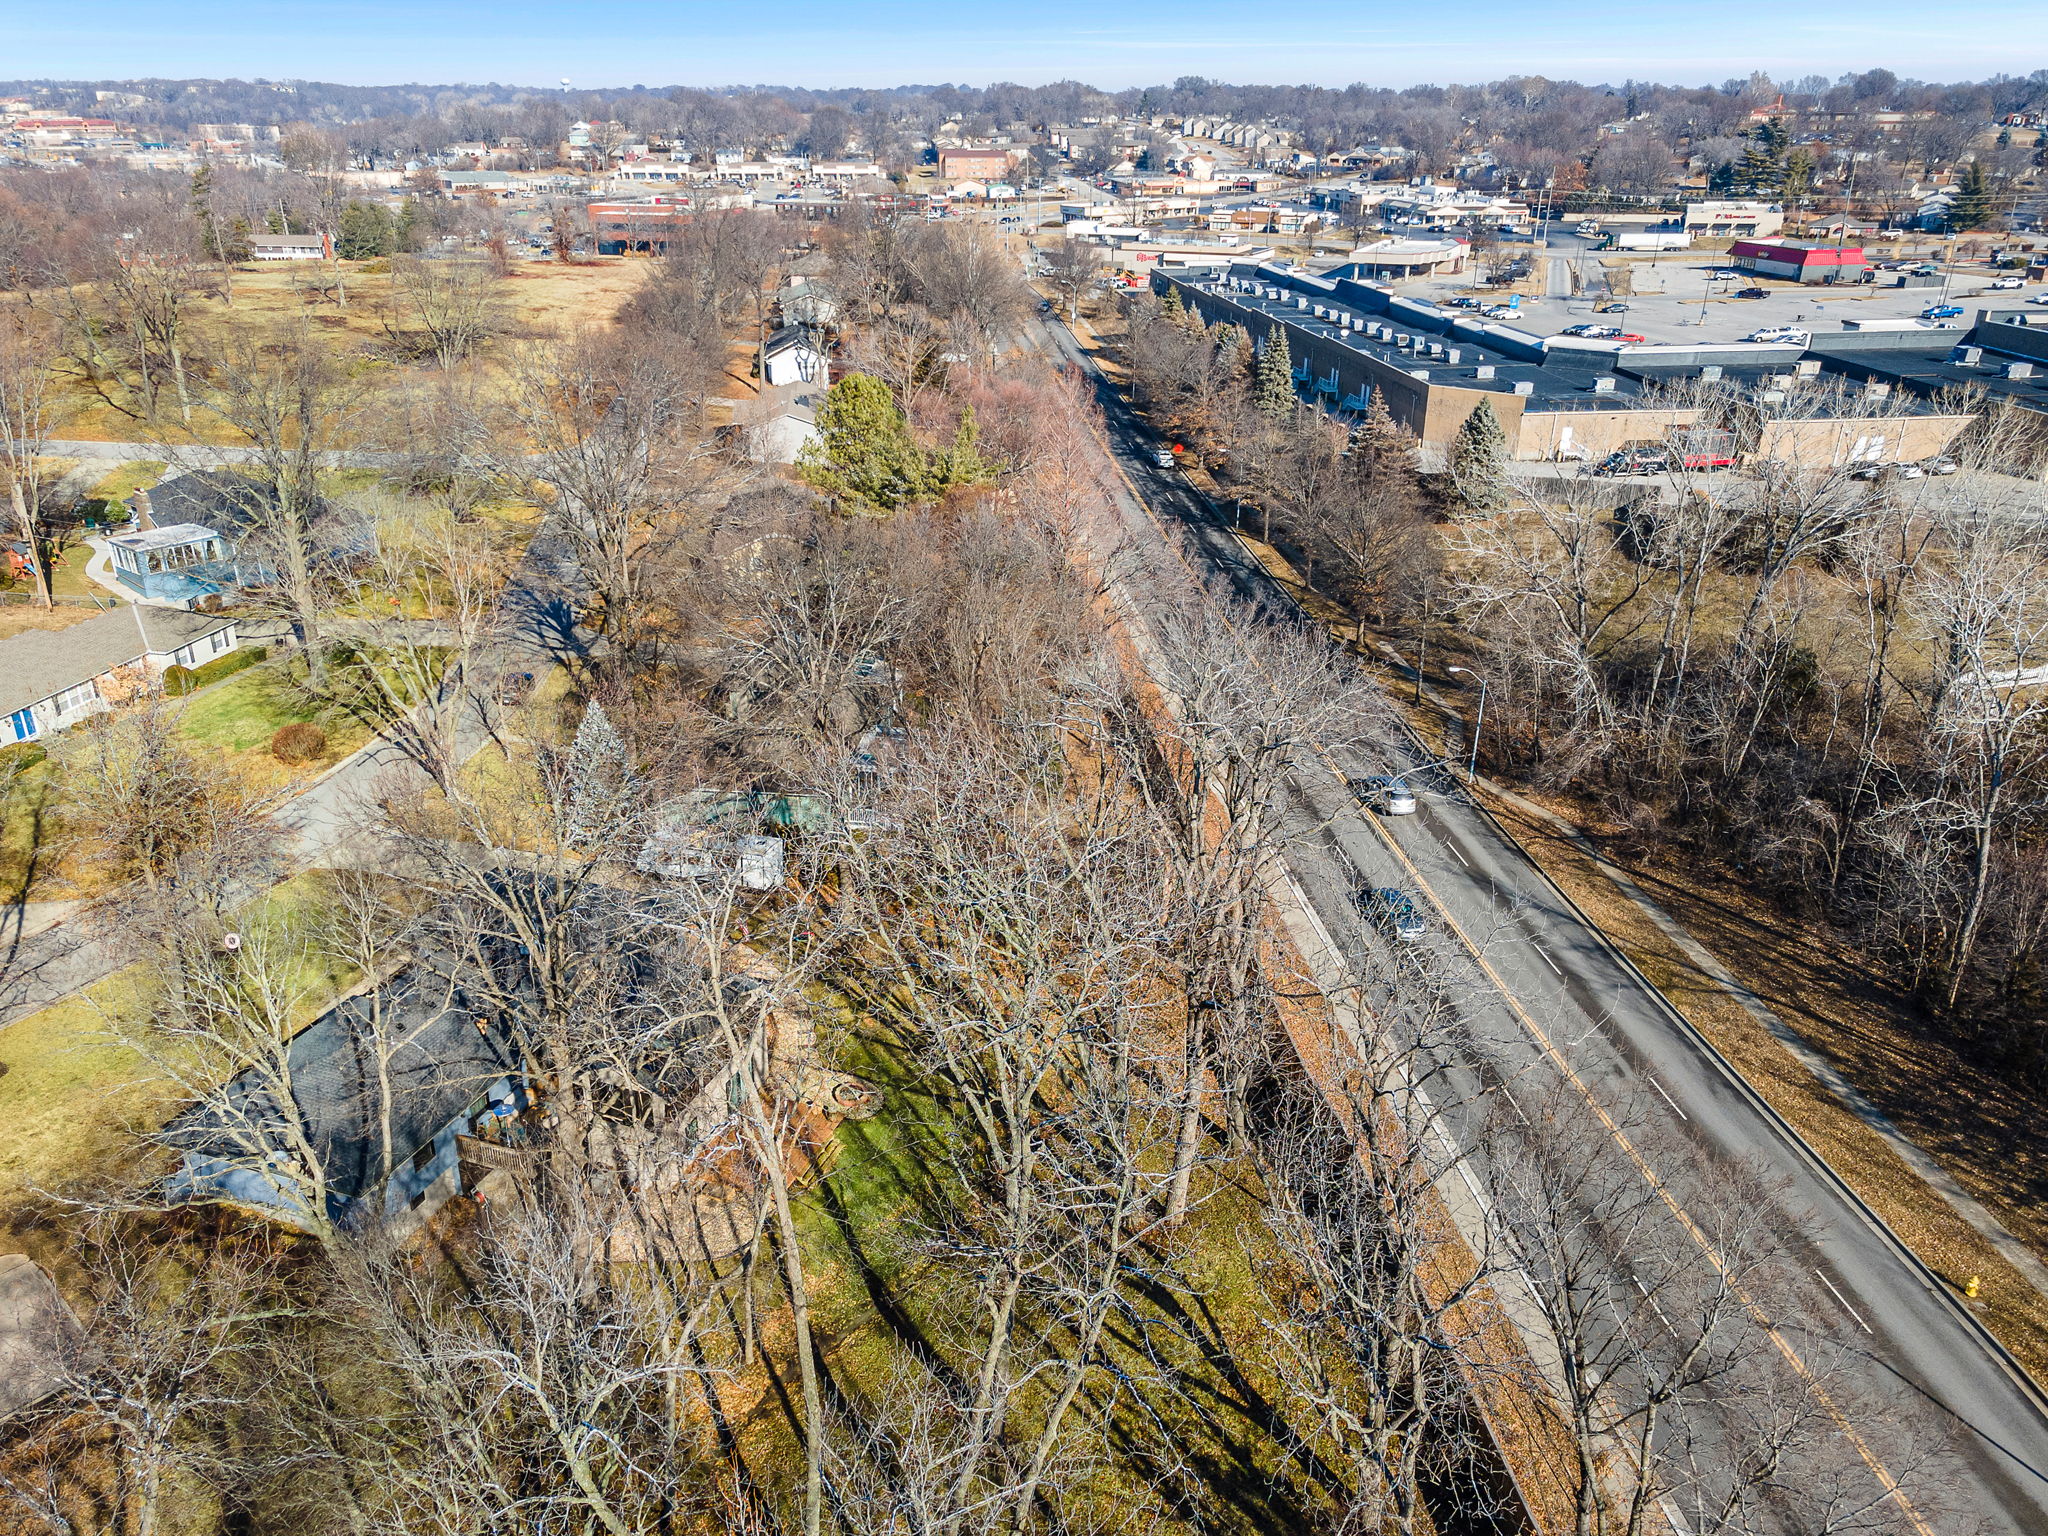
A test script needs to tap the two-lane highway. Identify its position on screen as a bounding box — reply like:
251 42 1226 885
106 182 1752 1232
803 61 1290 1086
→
1033 311 2048 1532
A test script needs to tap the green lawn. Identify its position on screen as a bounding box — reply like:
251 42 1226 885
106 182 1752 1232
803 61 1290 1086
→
0 872 362 1223
177 662 372 766
85 459 168 506
0 969 166 1214
0 753 65 902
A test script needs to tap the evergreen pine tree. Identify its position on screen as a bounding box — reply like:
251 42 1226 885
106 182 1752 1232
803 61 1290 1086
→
1449 398 1512 513
1223 324 1255 381
1160 285 1186 324
337 200 397 260
1734 138 1781 196
798 371 936 510
1948 159 1994 232
936 405 998 487
1252 326 1296 419
1350 388 1414 483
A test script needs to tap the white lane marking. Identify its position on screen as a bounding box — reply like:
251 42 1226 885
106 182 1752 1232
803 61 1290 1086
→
1649 1076 1688 1121
1531 942 1563 976
1446 840 1470 868
1816 1268 1874 1334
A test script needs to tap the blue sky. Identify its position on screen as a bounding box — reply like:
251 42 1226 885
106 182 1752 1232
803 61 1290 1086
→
0 0 2030 89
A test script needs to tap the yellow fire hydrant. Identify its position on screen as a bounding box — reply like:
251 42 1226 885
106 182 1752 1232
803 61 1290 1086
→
1966 1275 1982 1300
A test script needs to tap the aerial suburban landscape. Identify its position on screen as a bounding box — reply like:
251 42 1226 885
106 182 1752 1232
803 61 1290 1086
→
5 6 2048 1532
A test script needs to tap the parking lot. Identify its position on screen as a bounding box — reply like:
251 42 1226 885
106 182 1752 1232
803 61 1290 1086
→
1401 253 2041 346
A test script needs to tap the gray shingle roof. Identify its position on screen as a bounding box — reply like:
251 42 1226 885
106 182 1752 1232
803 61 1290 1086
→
0 606 234 719
173 964 522 1208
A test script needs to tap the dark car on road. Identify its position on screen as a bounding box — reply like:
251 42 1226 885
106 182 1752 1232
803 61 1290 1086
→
1359 887 1428 943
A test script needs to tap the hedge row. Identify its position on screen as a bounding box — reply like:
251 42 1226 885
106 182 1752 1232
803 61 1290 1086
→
163 645 269 698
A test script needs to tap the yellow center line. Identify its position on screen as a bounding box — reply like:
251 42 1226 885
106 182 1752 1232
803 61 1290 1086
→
1348 794 1930 1534
1074 369 1931 1532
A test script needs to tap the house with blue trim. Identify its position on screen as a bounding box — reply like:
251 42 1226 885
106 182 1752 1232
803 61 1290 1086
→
103 522 243 607
0 605 239 744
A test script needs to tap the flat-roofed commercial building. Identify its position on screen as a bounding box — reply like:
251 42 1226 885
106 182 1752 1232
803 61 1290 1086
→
1730 239 1867 284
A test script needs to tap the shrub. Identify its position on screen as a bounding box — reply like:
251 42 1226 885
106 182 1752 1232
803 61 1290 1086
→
270 722 328 764
0 741 46 774
164 644 267 697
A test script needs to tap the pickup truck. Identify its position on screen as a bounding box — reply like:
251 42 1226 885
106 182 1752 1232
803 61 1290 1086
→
1591 445 1735 476
1921 304 1965 319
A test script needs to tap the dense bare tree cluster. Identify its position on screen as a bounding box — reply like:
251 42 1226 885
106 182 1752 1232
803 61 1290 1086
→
1124 293 1439 628
1434 393 2048 1070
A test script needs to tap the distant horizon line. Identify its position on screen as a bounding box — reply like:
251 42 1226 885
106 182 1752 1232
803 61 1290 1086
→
0 66 2015 96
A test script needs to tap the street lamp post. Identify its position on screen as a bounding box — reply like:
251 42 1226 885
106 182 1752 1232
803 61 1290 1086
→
1446 666 1488 780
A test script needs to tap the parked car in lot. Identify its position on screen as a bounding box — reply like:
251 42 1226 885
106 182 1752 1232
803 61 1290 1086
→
2031 293 2048 305
1734 286 1771 299
1591 448 1676 476
1617 332 1646 343
1919 456 1960 475
1595 302 1630 314
1989 276 2025 289
1354 776 1418 815
1744 326 1811 344
1442 296 1482 309
1921 304 1964 319
1851 461 1926 481
1360 887 1428 943
1481 303 1519 319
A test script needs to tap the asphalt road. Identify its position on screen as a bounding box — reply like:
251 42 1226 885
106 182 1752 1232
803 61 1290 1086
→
0 513 593 1026
1031 311 2048 1532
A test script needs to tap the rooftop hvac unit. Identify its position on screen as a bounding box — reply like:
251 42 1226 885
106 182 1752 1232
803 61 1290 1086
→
1445 348 1462 364
1591 377 1616 394
1796 359 1821 376
1410 368 1430 380
1767 374 1795 388
1513 380 1535 395
1865 382 1891 398
1951 346 1983 366
2010 362 2035 379
1475 364 1496 379
1699 365 1723 381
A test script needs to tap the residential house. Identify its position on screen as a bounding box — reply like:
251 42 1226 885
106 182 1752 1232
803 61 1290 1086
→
762 325 829 387
250 232 332 261
726 387 822 464
167 964 529 1234
0 604 240 744
139 471 368 578
103 521 241 607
